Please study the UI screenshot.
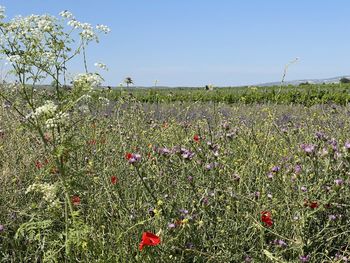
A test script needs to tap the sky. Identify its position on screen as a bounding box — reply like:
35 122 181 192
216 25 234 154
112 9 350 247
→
0 0 349 87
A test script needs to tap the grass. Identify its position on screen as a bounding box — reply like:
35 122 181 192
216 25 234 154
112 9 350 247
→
1 90 350 262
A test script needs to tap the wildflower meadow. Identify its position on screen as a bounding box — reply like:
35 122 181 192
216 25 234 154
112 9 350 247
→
0 5 350 263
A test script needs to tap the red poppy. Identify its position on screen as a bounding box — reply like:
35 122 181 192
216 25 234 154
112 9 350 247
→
139 232 161 251
193 134 200 142
111 176 118 185
35 160 43 169
71 196 81 206
87 139 97 145
261 211 273 227
125 152 133 160
309 201 318 209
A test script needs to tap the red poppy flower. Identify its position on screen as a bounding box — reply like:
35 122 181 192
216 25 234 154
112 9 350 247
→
125 152 133 160
111 176 118 185
309 201 318 209
139 232 160 251
193 134 200 142
35 160 43 169
71 196 81 206
261 211 273 227
87 139 96 145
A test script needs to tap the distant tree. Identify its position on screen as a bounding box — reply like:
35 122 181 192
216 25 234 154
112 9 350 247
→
299 82 309 86
124 77 134 88
340 77 350 84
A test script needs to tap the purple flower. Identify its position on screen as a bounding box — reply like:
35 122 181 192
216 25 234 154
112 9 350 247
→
157 147 171 156
301 144 315 154
244 255 252 262
271 166 280 173
345 141 350 150
168 223 176 229
205 162 219 170
179 209 189 214
299 255 310 262
294 164 302 174
273 239 287 247
315 131 326 140
301 186 307 192
329 215 337 221
267 172 274 179
0 225 4 232
180 148 195 160
128 153 141 164
335 179 344 186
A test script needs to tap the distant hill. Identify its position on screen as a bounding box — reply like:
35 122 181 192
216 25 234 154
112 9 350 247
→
255 76 350 87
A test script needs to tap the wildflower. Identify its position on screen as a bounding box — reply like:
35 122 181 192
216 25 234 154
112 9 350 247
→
261 211 273 227
125 152 133 160
35 160 43 169
334 179 344 186
309 201 318 209
301 186 307 192
345 141 350 150
193 134 200 142
273 239 287 247
0 224 4 232
294 164 302 174
329 214 337 221
267 172 274 179
271 166 280 173
300 144 315 154
168 223 176 229
299 255 310 262
111 176 118 185
139 232 160 251
71 195 81 206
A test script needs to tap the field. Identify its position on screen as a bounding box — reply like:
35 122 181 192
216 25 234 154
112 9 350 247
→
0 7 350 262
1 86 350 262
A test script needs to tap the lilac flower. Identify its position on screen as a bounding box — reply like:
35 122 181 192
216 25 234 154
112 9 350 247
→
345 141 350 150
273 239 287 247
335 179 344 186
329 215 337 221
300 144 315 154
205 162 219 170
254 191 260 199
301 186 307 192
267 172 274 179
168 223 176 229
0 225 4 232
315 131 326 140
157 147 171 156
128 153 141 164
299 255 310 262
179 209 189 214
244 255 252 262
180 148 195 160
187 176 193 182
294 164 302 174
271 166 280 173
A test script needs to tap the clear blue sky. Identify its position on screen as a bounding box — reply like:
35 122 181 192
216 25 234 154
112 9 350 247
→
1 0 349 86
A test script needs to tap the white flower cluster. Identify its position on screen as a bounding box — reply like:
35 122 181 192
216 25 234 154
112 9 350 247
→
94 62 108 70
67 20 97 41
31 100 57 119
6 54 21 64
26 182 57 204
0 6 6 20
74 73 103 87
46 111 69 129
98 96 110 106
59 10 74 19
96 24 111 34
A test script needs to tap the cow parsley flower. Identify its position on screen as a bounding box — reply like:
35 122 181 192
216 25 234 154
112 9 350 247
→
96 24 111 33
